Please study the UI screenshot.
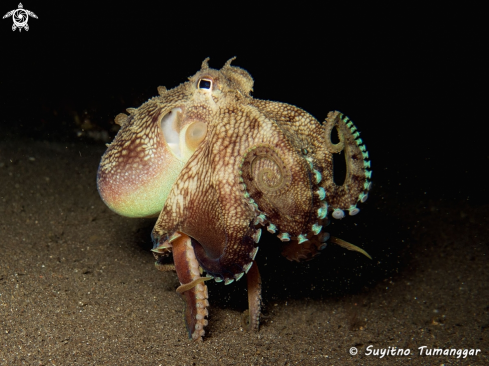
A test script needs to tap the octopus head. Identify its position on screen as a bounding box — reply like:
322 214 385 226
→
97 57 251 218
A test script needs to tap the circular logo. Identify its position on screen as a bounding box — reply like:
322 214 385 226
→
12 9 28 28
350 347 358 356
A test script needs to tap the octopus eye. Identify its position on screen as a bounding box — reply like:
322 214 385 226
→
198 78 212 90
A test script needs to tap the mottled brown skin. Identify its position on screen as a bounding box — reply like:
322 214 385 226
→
98 58 372 341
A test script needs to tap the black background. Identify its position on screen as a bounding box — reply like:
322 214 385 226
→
1 2 484 204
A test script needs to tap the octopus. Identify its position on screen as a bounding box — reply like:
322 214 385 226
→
97 58 372 341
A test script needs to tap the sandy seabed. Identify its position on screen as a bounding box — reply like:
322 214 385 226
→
1 139 487 365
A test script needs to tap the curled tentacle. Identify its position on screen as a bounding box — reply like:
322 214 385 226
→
323 116 345 154
247 146 291 195
239 144 318 239
322 111 372 216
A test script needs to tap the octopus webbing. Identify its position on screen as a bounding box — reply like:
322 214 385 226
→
97 58 372 341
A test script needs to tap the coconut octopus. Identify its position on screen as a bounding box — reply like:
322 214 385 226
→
97 58 372 341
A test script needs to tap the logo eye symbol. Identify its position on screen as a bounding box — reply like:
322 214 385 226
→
198 78 212 90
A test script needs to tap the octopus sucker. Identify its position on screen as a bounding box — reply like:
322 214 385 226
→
297 234 308 244
321 111 372 212
332 208 345 220
243 261 253 274
267 223 277 233
97 58 372 341
348 206 360 216
252 229 262 243
311 223 322 235
166 232 210 341
277 232 291 242
317 203 328 219
316 187 326 200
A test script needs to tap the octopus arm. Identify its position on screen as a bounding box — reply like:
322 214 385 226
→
153 138 257 281
322 111 372 215
245 260 262 331
169 233 210 341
